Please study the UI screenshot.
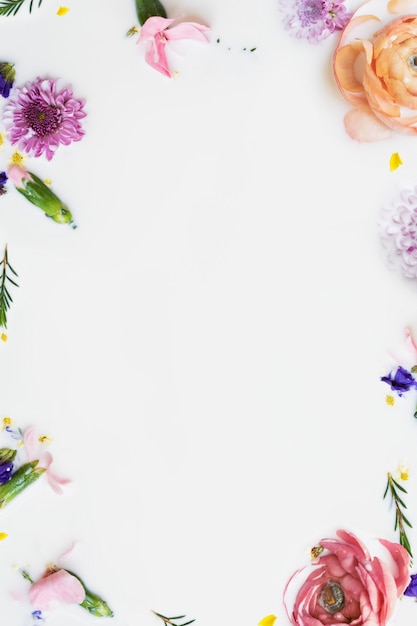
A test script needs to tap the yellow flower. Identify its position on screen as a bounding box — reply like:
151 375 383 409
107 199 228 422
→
57 6 70 15
397 463 409 481
2 417 11 429
38 435 51 444
390 152 403 171
258 616 277 626
385 394 394 406
9 151 25 166
0 532 8 540
1 333 7 342
0 132 7 151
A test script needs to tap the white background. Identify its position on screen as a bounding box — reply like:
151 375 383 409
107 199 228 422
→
0 0 417 624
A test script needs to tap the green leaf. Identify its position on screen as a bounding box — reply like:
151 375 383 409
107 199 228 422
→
135 0 167 25
0 0 42 15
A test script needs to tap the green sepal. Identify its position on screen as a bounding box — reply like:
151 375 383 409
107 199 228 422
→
135 0 167 25
17 172 75 227
0 460 45 509
66 570 114 617
0 447 16 463
0 62 15 83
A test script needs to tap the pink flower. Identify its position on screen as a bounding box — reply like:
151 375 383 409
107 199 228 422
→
23 426 70 494
137 16 209 77
3 77 86 160
284 529 410 626
29 568 85 611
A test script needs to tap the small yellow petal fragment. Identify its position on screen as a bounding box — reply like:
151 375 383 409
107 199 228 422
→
38 435 51 444
390 152 403 171
57 6 70 15
43 179 52 185
386 394 394 406
258 616 277 626
2 417 11 428
1 333 7 342
126 25 139 36
0 532 8 540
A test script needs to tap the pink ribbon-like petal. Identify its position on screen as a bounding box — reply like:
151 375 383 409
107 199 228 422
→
29 569 85 610
39 451 71 495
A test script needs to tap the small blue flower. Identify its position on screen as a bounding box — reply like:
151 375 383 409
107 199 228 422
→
404 573 417 596
0 62 15 98
381 365 417 397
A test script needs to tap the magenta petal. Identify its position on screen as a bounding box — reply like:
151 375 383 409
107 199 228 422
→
29 570 85 610
165 21 209 42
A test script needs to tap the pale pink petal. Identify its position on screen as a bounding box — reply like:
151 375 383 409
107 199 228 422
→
165 21 209 42
404 327 417 358
378 538 411 594
29 569 85 610
388 0 417 13
39 451 71 495
7 165 31 188
344 108 392 141
23 426 38 460
138 16 176 39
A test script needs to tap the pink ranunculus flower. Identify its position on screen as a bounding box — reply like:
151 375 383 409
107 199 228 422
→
137 16 209 77
284 529 410 626
29 567 85 611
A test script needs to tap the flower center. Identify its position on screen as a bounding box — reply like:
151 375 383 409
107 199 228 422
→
408 54 417 71
24 101 62 137
297 0 326 25
318 581 345 614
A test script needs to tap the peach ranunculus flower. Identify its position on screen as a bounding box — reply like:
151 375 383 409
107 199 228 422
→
284 529 410 626
333 0 417 141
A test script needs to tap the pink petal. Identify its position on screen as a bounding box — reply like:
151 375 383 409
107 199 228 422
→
344 108 392 141
144 38 171 76
23 426 38 460
39 451 71 495
29 569 85 610
165 21 209 42
7 164 31 189
139 16 176 39
404 328 417 358
378 538 411 594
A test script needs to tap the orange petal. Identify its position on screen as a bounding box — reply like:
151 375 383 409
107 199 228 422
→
388 0 417 13
344 108 392 141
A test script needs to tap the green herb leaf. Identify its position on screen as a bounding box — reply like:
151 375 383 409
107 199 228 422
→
0 244 19 329
152 610 196 626
384 472 413 560
0 0 42 16
135 0 167 25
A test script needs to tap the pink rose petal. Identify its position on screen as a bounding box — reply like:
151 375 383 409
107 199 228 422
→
29 569 85 610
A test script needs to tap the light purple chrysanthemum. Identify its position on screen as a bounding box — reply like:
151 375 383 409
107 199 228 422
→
279 0 351 43
379 185 417 279
3 77 86 161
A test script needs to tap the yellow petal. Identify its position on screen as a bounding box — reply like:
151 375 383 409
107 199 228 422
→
386 394 395 406
390 152 403 171
57 6 70 15
258 616 277 626
0 533 8 540
1 333 7 342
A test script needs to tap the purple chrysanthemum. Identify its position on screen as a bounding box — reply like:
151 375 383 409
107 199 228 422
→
381 365 417 397
3 77 86 161
379 185 417 279
279 0 351 43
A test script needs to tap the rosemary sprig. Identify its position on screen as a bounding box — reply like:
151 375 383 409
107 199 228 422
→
152 610 195 626
383 472 413 559
0 244 18 329
0 0 42 16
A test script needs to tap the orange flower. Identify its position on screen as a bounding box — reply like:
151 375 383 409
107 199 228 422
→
333 0 417 140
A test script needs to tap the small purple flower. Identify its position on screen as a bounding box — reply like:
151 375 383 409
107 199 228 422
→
0 63 15 98
279 0 351 43
3 77 86 161
404 573 417 596
0 170 7 196
31 610 45 622
381 365 417 397
0 461 13 484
